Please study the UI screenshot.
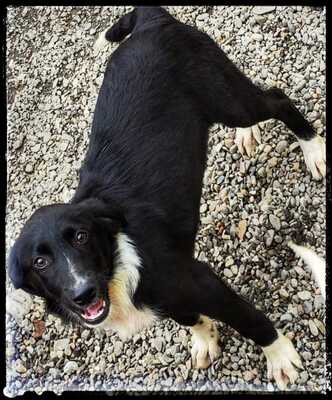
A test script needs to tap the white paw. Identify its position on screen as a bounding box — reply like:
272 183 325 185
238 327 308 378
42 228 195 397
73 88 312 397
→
235 125 261 157
191 318 221 369
191 333 221 369
262 330 303 390
299 136 326 180
6 289 33 322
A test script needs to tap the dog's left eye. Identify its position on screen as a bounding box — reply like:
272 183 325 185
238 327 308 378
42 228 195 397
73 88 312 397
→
73 230 89 246
33 256 49 270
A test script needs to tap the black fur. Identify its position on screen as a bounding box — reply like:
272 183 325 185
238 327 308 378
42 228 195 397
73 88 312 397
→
9 7 317 347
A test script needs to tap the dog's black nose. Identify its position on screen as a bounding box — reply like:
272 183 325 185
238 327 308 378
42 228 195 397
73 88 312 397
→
72 284 97 306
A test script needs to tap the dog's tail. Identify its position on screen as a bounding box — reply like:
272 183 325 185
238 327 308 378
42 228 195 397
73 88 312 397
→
288 241 326 299
94 9 137 52
94 7 170 53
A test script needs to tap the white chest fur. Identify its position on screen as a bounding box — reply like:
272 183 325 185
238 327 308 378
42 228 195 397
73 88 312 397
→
96 232 159 340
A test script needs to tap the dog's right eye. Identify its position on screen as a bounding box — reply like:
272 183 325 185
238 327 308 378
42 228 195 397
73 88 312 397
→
73 230 89 246
33 256 49 270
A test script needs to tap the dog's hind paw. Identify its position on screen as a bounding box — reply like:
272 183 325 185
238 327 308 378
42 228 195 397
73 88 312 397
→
299 135 326 180
235 125 261 157
262 330 303 390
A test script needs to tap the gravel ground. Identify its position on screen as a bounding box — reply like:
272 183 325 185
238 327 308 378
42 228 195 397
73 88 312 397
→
5 5 326 396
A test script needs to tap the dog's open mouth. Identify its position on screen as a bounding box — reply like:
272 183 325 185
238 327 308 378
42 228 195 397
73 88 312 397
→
80 297 110 325
82 298 105 320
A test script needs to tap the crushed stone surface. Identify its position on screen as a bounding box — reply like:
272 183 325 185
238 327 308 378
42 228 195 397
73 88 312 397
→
6 5 326 395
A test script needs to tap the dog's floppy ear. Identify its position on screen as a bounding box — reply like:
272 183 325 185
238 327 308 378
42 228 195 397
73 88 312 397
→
74 198 126 233
8 243 24 289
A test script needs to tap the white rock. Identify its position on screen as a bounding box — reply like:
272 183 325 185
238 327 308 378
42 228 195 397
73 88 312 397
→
289 141 300 152
252 6 276 15
252 33 263 42
243 370 255 381
114 341 123 356
265 230 275 247
231 264 238 275
225 256 234 267
224 268 233 278
308 320 318 336
276 140 288 153
269 214 281 231
155 337 166 352
25 164 34 173
6 289 33 321
54 338 70 353
279 288 289 298
14 360 27 374
63 361 79 374
298 291 312 301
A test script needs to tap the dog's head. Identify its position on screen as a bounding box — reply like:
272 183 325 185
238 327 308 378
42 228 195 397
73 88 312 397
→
8 198 125 326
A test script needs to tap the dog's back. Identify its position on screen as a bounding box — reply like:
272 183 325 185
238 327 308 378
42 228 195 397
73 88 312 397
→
75 7 215 244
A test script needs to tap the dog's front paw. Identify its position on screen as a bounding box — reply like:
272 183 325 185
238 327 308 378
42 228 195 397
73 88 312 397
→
235 125 261 157
191 317 221 369
191 334 221 369
299 135 326 180
262 330 303 390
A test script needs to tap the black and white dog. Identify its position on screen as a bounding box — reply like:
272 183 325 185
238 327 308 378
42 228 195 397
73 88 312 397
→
8 7 326 390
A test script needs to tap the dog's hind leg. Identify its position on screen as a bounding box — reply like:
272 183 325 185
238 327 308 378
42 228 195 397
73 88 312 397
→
234 88 325 180
189 41 325 179
213 82 325 179
237 88 324 179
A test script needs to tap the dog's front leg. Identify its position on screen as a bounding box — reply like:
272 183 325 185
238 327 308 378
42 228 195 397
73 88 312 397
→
168 259 303 390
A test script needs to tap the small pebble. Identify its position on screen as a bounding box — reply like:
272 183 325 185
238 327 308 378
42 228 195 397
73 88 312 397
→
298 291 312 301
63 361 79 374
308 320 319 336
276 140 288 153
225 256 234 267
269 214 281 231
224 268 233 278
25 164 34 173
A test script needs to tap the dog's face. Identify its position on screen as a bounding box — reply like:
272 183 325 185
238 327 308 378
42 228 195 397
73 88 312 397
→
8 199 124 326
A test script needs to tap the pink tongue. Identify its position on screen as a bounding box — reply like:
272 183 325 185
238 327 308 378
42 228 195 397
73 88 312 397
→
83 299 103 319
